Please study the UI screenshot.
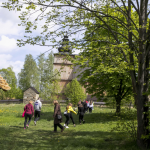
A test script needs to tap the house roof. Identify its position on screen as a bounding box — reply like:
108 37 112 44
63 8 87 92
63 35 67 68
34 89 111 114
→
24 87 40 94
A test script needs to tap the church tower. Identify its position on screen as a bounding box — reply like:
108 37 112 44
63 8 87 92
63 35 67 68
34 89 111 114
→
53 34 97 101
53 34 76 99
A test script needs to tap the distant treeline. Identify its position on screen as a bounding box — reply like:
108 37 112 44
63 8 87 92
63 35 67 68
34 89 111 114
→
0 52 60 101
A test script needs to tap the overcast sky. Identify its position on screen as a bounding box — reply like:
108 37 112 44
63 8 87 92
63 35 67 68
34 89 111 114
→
0 1 80 78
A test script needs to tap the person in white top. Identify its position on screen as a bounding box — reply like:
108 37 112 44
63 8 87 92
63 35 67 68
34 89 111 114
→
34 97 42 125
89 100 93 113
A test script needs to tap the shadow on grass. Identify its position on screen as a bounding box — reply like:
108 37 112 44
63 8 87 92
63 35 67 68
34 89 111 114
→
16 107 136 125
17 111 54 121
70 112 137 125
0 126 140 150
9 126 24 128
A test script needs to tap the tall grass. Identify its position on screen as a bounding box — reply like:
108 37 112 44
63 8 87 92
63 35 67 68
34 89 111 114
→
0 104 140 150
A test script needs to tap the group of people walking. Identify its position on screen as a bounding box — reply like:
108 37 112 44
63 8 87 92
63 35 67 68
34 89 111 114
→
23 97 42 129
80 100 94 114
23 98 94 133
78 100 94 124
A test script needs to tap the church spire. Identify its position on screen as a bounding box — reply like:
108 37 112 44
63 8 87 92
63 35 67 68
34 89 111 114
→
58 32 72 54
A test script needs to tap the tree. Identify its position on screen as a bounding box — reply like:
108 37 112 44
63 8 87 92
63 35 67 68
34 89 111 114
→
78 69 133 114
64 78 86 106
39 52 54 100
0 67 17 99
18 54 39 91
44 51 54 82
37 52 59 101
15 87 23 99
71 8 134 114
3 0 150 148
37 53 46 93
0 89 6 100
50 69 62 101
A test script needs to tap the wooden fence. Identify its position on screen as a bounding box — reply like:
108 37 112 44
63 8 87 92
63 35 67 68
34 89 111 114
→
0 99 106 106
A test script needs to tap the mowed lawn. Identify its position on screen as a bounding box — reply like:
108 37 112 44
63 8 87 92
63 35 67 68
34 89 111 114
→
0 104 140 150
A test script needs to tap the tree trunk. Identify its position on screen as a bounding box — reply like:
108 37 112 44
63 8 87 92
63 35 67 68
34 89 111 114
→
136 0 150 147
136 31 150 148
116 98 121 114
115 78 123 114
136 91 150 148
127 0 150 148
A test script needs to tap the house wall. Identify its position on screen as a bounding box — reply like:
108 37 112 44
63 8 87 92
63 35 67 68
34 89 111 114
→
23 88 39 104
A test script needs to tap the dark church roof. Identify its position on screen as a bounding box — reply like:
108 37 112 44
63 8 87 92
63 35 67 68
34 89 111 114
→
24 87 40 94
58 35 72 53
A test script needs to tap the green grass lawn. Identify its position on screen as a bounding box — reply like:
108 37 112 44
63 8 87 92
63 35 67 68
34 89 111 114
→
0 104 140 150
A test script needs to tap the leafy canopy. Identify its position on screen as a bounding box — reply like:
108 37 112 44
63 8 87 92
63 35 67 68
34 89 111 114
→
64 78 86 105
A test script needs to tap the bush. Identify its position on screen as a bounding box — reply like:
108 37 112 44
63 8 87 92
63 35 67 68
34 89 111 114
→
111 108 137 141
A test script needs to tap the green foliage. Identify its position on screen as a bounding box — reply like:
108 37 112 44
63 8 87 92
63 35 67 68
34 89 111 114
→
15 88 23 99
72 24 133 112
65 6 136 113
111 108 137 142
50 69 62 102
38 53 46 93
18 54 39 91
38 52 55 100
76 66 133 113
37 52 61 101
0 89 7 100
64 78 86 105
0 67 19 99
69 6 135 107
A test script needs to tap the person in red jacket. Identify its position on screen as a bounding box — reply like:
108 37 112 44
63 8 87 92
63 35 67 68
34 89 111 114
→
24 101 34 129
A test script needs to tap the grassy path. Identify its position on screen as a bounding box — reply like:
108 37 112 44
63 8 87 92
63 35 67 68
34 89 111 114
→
0 104 139 150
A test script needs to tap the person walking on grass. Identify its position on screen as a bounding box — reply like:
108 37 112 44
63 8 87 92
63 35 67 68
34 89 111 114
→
53 100 65 132
68 103 76 127
77 100 81 114
64 103 77 128
78 102 85 124
34 97 42 126
24 101 34 129
64 105 70 128
86 100 89 113
89 100 94 113
82 100 87 113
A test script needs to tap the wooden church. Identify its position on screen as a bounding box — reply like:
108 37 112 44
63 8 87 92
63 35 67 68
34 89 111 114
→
53 35 97 101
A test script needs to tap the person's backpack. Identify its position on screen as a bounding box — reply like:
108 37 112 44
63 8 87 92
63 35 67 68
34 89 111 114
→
84 102 87 107
64 110 67 115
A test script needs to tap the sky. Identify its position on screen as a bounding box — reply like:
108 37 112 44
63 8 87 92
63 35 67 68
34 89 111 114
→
0 1 80 78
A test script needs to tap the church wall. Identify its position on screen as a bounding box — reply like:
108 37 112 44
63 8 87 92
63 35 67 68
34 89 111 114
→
58 80 72 93
53 53 97 101
73 64 90 80
54 54 74 64
53 64 73 80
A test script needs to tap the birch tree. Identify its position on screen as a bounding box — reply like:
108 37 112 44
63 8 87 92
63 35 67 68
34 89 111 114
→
18 54 39 91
